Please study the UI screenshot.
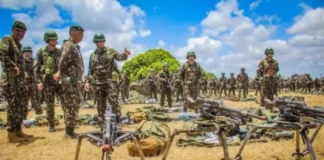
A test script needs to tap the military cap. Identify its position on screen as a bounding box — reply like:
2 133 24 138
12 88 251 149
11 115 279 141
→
12 20 27 31
69 25 84 32
230 73 234 75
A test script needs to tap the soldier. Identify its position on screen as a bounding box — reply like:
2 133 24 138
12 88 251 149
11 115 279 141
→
237 68 249 98
120 71 130 103
172 70 184 102
146 69 158 100
34 31 64 132
303 73 312 94
158 63 173 108
227 73 236 97
254 76 261 96
314 78 321 91
0 21 32 142
178 51 202 112
200 77 208 94
258 48 279 109
207 78 215 96
22 46 42 120
84 33 130 125
213 78 220 96
219 72 227 97
55 25 85 138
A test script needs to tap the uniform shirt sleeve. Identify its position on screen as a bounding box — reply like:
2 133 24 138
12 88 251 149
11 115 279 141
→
59 41 75 77
34 49 43 83
0 37 16 69
111 48 128 61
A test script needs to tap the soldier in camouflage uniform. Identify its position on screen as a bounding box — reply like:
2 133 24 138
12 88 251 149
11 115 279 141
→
200 77 208 94
22 46 42 120
172 71 184 102
207 78 215 96
85 33 130 125
34 31 64 132
146 69 158 100
314 78 321 91
219 72 227 97
120 71 130 102
55 25 85 138
303 73 312 93
258 48 279 109
213 78 220 96
237 68 249 98
0 21 33 142
227 73 236 97
158 63 173 108
178 51 202 112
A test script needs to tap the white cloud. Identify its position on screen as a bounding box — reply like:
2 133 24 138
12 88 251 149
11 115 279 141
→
158 40 165 47
188 26 197 35
139 29 151 37
255 15 281 25
249 0 261 10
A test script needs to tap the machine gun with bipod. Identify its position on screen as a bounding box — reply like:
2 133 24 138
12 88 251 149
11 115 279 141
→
236 97 324 160
162 97 267 160
74 106 145 160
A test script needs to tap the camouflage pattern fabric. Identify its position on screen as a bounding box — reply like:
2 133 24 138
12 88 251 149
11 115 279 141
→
227 76 236 97
0 35 25 132
219 75 227 97
172 74 184 102
59 39 84 128
23 57 41 119
178 61 202 112
237 72 249 98
34 46 64 126
254 77 261 96
158 70 172 107
146 73 157 99
120 74 130 101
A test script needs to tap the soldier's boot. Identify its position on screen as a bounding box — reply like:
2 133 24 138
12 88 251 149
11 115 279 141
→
16 124 33 138
8 132 29 143
64 127 78 139
49 124 56 132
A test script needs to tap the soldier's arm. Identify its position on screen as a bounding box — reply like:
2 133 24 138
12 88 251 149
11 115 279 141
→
0 37 17 70
158 72 166 81
178 65 185 81
197 65 203 80
34 49 44 83
111 48 128 61
276 60 279 73
58 41 75 77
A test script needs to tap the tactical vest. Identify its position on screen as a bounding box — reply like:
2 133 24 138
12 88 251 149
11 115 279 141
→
90 48 113 80
40 47 60 82
238 73 248 82
262 59 278 77
184 62 200 84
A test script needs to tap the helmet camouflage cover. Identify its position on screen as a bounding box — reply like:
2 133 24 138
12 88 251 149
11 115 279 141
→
44 31 58 43
22 46 32 53
93 33 106 42
264 48 274 55
163 63 169 67
186 51 196 58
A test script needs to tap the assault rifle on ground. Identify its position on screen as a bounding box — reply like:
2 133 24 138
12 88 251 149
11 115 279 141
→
162 97 266 160
74 106 145 160
237 97 324 160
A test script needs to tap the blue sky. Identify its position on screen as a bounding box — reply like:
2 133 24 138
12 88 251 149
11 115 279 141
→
0 0 323 78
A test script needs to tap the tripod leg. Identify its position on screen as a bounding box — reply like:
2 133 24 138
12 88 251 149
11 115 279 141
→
219 128 231 160
302 124 322 155
132 136 145 160
235 126 257 160
292 130 303 160
300 129 317 160
162 130 179 160
75 136 83 160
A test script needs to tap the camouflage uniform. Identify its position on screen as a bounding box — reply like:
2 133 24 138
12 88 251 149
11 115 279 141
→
254 76 261 96
158 63 173 108
34 31 65 132
303 74 312 93
172 74 184 102
146 69 158 100
87 33 128 123
178 51 202 112
227 73 236 97
237 68 249 98
120 71 130 102
219 73 227 97
258 48 279 109
22 46 42 119
200 77 208 94
213 78 220 96
0 21 32 142
59 25 84 137
207 79 215 96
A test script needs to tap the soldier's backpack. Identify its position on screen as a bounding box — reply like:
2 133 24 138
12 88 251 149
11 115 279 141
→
127 121 170 157
148 112 171 122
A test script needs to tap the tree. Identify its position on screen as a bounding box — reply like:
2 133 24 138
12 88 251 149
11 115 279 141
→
122 49 181 81
205 72 216 79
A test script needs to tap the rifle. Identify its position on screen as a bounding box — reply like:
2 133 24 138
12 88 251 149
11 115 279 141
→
75 105 145 160
163 72 173 92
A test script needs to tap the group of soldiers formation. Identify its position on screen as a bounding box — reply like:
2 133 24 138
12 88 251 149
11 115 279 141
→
0 20 323 144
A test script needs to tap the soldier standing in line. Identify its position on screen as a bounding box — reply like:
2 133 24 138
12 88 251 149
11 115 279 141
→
120 71 130 103
227 73 236 97
34 31 64 132
237 68 249 98
0 21 32 142
258 48 279 109
178 51 202 112
146 69 158 100
84 33 130 125
22 46 43 119
158 63 173 108
54 25 85 138
219 72 227 97
172 71 184 102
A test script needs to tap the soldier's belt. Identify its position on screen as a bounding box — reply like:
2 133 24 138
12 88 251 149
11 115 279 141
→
62 76 82 85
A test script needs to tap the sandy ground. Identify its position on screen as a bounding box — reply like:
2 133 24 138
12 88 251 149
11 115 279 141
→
0 92 323 160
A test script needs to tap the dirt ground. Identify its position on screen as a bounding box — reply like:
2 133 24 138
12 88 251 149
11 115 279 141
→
0 92 323 160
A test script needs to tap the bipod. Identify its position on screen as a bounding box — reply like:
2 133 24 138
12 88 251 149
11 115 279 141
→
162 123 234 160
74 130 145 160
302 124 322 156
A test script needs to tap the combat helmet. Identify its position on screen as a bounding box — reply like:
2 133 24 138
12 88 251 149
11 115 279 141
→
22 46 32 53
241 67 245 71
44 31 58 43
264 48 274 55
186 51 196 58
93 33 106 42
230 73 234 75
163 63 169 67
221 72 225 75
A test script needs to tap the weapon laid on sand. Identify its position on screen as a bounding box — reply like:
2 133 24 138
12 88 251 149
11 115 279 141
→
162 97 266 160
75 105 145 160
236 97 324 160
